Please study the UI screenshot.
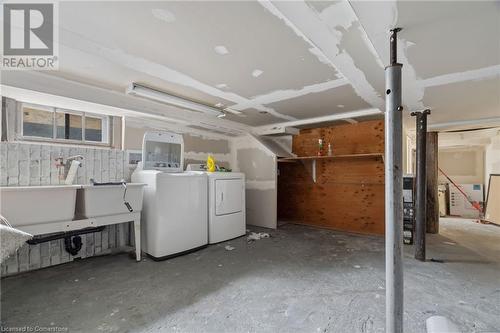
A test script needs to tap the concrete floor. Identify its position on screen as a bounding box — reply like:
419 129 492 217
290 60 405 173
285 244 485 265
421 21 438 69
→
1 218 499 333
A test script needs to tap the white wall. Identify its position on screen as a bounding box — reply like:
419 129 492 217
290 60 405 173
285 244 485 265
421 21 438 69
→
232 135 277 229
485 134 500 194
438 147 485 184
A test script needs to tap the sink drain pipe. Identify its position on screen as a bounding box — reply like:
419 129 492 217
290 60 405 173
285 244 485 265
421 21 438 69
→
26 227 105 256
385 27 404 333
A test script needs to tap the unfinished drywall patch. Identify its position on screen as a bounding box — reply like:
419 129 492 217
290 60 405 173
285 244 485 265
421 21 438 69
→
348 0 398 66
232 134 277 228
224 109 292 127
57 1 340 118
337 22 385 97
347 0 425 111
419 65 500 89
54 21 287 119
230 78 348 112
267 84 371 119
317 3 385 68
184 133 232 167
423 77 500 125
184 134 230 154
350 0 500 115
187 124 240 137
236 148 275 181
439 148 485 184
398 1 500 79
261 0 385 109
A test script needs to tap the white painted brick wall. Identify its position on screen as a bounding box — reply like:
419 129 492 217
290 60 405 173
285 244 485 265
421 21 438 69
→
0 142 131 277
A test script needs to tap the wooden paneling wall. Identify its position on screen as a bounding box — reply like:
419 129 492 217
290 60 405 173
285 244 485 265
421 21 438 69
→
277 120 385 235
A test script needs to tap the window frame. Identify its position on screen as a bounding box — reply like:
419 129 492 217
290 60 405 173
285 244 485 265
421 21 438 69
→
18 103 111 147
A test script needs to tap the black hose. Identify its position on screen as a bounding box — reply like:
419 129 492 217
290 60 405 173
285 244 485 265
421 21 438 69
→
64 236 82 256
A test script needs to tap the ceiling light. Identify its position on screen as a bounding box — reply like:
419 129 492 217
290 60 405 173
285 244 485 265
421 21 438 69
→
126 83 224 117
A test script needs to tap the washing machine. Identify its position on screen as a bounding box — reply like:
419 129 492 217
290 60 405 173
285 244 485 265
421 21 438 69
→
132 132 208 259
186 164 246 244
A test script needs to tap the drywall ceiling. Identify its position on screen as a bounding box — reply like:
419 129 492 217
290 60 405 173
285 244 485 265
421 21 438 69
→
349 0 500 129
1 1 498 136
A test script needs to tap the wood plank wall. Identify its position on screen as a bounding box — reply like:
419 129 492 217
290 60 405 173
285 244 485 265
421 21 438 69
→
277 120 385 235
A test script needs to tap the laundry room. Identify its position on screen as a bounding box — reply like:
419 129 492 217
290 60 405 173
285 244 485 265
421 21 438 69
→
1 1 499 333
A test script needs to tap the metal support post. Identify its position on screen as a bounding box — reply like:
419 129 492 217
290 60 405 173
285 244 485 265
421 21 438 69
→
385 27 404 333
411 109 431 261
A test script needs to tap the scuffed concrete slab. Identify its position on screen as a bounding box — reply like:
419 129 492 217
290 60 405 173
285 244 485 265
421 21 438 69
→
1 221 499 332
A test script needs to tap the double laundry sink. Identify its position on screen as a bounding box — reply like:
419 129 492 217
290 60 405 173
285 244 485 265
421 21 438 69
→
0 183 145 234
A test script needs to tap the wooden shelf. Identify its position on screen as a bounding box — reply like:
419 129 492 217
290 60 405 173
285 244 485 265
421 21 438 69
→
278 153 384 162
277 153 384 183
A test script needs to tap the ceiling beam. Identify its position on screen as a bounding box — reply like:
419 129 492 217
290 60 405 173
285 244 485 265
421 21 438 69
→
253 108 381 135
0 73 252 138
428 117 500 132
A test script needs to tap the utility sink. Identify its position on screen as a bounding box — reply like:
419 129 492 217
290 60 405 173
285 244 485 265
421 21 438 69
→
0 185 80 227
76 183 146 219
1 183 145 261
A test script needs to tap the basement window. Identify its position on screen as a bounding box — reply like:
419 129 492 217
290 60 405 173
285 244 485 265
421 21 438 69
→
20 103 110 145
22 106 54 139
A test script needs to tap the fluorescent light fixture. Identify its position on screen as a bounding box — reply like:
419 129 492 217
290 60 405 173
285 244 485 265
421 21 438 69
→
126 83 224 117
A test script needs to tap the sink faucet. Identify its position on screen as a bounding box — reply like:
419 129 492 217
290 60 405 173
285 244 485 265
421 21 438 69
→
55 155 84 183
66 155 84 165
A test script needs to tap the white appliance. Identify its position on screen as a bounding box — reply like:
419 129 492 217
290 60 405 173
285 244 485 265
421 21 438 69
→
186 164 246 244
132 132 208 259
449 183 483 218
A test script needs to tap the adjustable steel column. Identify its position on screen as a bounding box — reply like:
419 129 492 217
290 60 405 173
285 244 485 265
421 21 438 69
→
385 27 404 333
411 109 431 261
